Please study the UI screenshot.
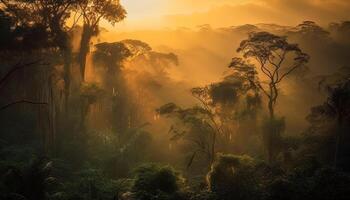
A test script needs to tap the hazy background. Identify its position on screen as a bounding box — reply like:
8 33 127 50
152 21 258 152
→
114 0 350 30
93 0 350 144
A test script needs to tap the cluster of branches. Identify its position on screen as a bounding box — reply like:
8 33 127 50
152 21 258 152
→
157 64 261 166
230 31 309 118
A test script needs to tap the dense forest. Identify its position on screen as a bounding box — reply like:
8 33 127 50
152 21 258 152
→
1 1 350 200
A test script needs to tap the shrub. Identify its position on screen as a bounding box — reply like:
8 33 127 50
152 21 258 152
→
132 163 185 200
267 166 350 200
207 154 262 200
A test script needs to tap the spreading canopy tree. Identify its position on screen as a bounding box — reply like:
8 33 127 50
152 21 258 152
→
158 66 260 166
231 32 309 118
230 32 309 162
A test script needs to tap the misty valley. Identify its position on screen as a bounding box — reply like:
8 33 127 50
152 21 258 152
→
1 1 350 200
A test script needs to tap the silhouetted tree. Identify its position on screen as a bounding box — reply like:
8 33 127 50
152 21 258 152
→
93 42 132 133
92 40 178 133
307 79 350 168
1 0 81 113
79 82 105 133
158 103 216 166
158 66 260 166
231 32 309 162
93 42 131 77
295 21 330 39
78 0 126 81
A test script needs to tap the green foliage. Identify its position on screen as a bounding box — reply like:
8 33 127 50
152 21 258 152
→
106 128 153 178
0 158 61 200
59 126 153 179
157 102 214 168
261 117 286 162
157 63 262 168
121 39 152 56
63 168 128 200
121 39 179 70
187 190 218 200
93 42 132 70
210 81 240 106
267 167 350 200
207 154 262 200
203 153 350 200
304 79 350 169
0 0 79 50
79 0 126 27
132 163 185 200
2 2 350 199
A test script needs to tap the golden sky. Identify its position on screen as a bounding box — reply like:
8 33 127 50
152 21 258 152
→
113 0 350 30
116 0 246 29
121 0 244 18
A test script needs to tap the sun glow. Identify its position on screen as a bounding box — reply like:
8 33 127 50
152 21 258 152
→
116 0 245 30
120 0 167 19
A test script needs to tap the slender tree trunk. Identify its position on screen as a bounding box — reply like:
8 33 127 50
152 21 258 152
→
50 19 72 114
79 97 91 134
334 115 343 168
268 98 275 119
263 82 281 164
211 132 217 165
269 83 278 119
266 84 276 163
49 76 57 156
79 24 93 81
63 48 72 114
77 25 94 135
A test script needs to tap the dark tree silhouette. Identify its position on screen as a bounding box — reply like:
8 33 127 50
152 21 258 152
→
307 79 350 168
93 42 132 74
295 21 330 38
158 66 260 166
0 0 81 113
92 42 132 133
158 102 216 165
231 32 309 162
233 32 309 118
78 0 126 81
0 62 49 112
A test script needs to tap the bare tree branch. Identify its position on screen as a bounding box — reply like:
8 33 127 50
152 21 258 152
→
276 64 300 83
0 61 42 91
0 100 48 111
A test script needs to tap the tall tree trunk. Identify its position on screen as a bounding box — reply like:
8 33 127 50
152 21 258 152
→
334 115 344 168
79 98 90 134
263 83 282 164
49 76 57 156
268 98 275 119
53 27 72 114
63 48 72 114
269 83 278 119
266 84 276 163
79 24 94 81
211 131 217 165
